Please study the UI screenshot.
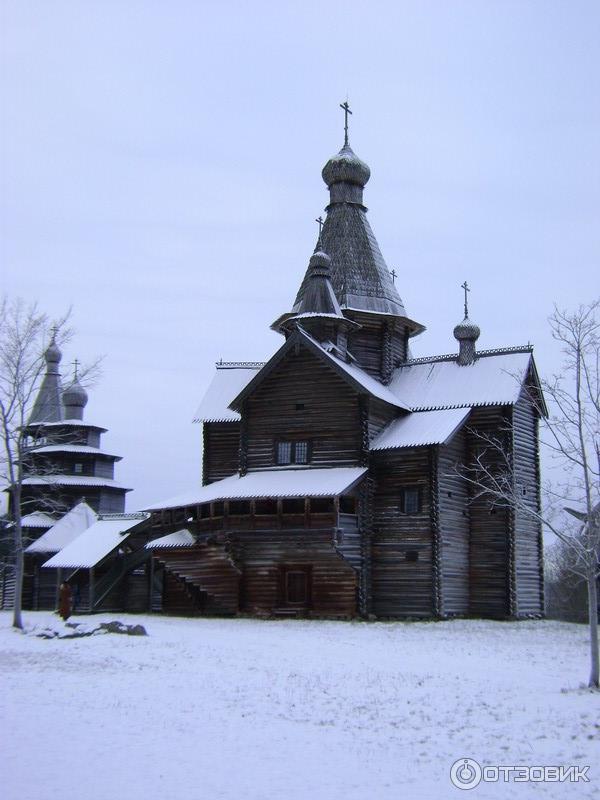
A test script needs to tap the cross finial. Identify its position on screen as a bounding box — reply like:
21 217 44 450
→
340 100 352 146
390 269 397 284
461 280 470 318
50 324 58 342
315 215 324 245
71 358 80 381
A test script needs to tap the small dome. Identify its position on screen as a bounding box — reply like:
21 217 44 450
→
45 339 62 365
453 317 481 342
322 144 371 188
62 380 88 408
309 249 332 276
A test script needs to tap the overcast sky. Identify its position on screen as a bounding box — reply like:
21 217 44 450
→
2 1 599 509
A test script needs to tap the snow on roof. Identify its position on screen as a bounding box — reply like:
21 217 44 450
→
193 365 262 423
24 419 107 432
20 511 56 529
26 501 98 554
388 351 532 411
305 332 410 410
145 529 195 549
29 445 121 460
144 467 368 511
42 513 149 569
22 475 131 491
371 408 471 451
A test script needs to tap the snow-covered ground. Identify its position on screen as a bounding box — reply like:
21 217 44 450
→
1 612 598 800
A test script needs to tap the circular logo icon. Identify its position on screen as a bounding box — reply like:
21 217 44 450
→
450 758 482 790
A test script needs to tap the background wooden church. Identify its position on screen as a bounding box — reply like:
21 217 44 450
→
144 111 546 620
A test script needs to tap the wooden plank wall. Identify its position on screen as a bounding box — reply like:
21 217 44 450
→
437 429 470 616
466 407 510 617
245 347 362 469
512 390 544 616
370 448 433 617
203 422 240 484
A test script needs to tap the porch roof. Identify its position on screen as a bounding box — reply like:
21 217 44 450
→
42 513 149 569
144 467 368 511
145 529 196 549
371 408 470 450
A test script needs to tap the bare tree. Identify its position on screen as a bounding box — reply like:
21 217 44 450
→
459 300 599 688
0 297 100 629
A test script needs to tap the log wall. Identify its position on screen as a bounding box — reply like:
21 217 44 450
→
202 422 240 484
370 448 433 617
466 407 510 617
512 390 544 616
437 428 470 616
245 347 362 469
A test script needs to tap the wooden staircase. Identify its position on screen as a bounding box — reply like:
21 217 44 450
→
153 544 241 615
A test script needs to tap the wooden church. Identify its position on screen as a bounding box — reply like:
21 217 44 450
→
1 338 136 611
144 110 546 620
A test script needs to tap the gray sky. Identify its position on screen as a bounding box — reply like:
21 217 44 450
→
2 1 599 509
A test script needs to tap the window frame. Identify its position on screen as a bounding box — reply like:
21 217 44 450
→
399 486 421 515
275 440 312 466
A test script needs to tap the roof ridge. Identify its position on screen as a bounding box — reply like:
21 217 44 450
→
399 345 533 367
215 361 265 370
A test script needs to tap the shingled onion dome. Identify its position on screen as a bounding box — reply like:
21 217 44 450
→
322 144 371 205
45 336 62 368
62 379 88 420
454 316 481 366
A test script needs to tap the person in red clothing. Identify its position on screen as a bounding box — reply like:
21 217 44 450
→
58 581 73 621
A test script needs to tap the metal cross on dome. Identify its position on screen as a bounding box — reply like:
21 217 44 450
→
315 216 324 236
71 358 80 381
340 100 352 146
390 269 397 284
461 280 470 318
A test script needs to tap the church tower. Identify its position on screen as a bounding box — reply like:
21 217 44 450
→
273 103 425 384
18 336 130 518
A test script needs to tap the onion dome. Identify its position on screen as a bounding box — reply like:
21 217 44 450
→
308 249 332 276
454 316 480 366
45 337 62 366
453 317 481 342
322 144 371 188
62 380 88 408
62 379 88 420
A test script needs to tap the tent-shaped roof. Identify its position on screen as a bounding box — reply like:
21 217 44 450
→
26 501 98 554
42 513 149 569
144 467 368 511
371 408 470 451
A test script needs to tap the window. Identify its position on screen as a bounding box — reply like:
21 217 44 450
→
277 442 292 464
405 550 419 562
295 441 308 464
277 441 310 465
199 504 210 519
74 463 83 474
295 402 305 411
400 488 420 514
